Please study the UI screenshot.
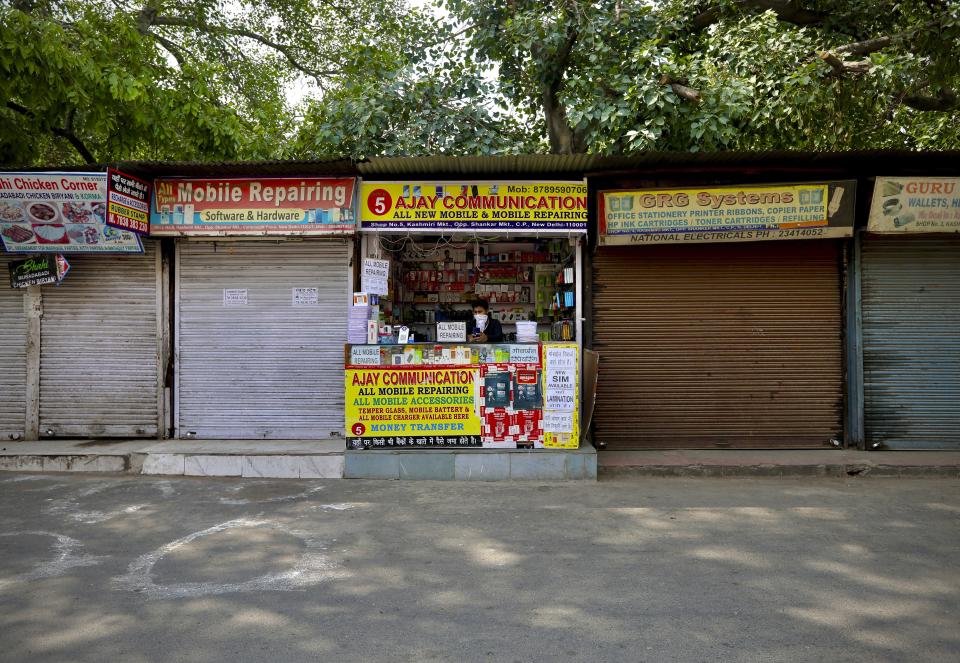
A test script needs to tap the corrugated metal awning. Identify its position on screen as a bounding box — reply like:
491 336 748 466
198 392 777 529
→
357 154 595 177
5 150 960 179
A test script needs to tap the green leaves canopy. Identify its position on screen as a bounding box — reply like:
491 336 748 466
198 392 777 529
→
0 0 412 164
3 0 959 163
438 0 960 153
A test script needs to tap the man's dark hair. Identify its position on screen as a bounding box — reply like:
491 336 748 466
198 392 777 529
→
470 298 489 311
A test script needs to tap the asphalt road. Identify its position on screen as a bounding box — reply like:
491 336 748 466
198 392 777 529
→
0 473 957 663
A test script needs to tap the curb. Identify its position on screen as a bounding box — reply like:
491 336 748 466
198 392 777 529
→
599 464 960 478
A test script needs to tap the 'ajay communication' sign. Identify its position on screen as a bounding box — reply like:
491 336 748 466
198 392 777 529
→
361 181 587 232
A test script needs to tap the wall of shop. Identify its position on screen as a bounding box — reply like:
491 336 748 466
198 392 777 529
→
587 177 856 450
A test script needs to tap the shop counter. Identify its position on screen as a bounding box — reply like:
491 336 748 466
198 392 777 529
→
344 342 579 450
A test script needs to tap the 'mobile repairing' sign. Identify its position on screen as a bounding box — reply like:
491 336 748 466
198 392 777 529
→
151 177 356 236
361 258 390 295
600 181 856 245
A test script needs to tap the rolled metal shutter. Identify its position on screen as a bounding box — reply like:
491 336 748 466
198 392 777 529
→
861 236 960 449
38 242 160 437
176 240 349 439
0 254 27 440
592 241 843 449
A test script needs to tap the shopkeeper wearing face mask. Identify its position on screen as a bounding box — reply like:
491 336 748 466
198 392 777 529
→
469 298 504 343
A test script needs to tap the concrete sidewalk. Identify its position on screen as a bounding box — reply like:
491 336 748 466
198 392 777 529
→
2 440 959 479
0 439 598 481
600 449 960 478
0 439 345 478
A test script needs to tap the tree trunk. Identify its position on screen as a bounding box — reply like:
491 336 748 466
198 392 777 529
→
544 85 575 154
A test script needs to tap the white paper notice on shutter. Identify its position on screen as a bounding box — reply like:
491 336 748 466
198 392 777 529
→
292 287 319 307
223 288 248 306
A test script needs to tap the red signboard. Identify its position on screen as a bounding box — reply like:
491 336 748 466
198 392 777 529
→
150 177 356 235
106 168 151 235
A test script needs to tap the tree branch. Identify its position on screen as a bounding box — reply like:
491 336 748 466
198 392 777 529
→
902 89 959 111
819 51 872 76
660 76 702 103
671 82 702 103
149 15 336 84
149 30 186 66
5 102 97 164
834 17 944 58
692 0 826 30
537 18 582 154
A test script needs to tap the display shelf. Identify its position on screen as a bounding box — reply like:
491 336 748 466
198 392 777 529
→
478 261 560 266
477 281 535 286
406 301 536 307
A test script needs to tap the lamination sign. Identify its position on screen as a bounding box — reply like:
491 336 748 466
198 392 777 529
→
151 177 356 235
600 181 856 245
868 177 960 233
361 181 587 231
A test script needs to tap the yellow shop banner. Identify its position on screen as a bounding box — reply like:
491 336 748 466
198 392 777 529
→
345 367 482 446
600 181 856 245
360 181 587 232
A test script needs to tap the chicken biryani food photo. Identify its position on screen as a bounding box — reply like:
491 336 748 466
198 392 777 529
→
0 200 24 222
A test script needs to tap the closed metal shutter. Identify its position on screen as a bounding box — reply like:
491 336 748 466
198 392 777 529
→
0 254 27 440
592 241 843 449
861 236 960 449
38 242 161 437
176 241 349 439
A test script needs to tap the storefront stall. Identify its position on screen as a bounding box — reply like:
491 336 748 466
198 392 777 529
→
345 342 579 449
152 175 356 439
1 171 160 439
592 181 856 449
859 177 960 449
350 180 586 449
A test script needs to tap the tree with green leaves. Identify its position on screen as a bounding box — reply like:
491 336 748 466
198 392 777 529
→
4 0 959 163
0 0 416 165
434 0 960 153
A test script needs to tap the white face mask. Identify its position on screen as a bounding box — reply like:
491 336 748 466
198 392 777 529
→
473 313 488 328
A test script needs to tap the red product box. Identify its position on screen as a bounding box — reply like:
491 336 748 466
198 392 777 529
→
484 409 511 442
513 410 542 442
